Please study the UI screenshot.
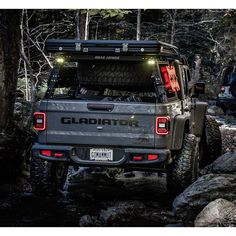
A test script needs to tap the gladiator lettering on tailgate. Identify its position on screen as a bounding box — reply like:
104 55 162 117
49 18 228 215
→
61 117 139 127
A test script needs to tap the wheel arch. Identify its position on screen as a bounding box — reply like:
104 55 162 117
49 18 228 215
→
192 101 208 138
170 115 190 150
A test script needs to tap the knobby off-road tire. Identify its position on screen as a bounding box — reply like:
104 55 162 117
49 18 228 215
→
167 134 199 196
30 156 68 195
199 116 222 168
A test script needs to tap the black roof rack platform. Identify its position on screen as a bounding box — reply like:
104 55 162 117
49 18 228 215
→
45 39 179 57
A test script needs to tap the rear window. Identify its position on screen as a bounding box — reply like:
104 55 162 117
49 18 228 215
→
46 60 180 103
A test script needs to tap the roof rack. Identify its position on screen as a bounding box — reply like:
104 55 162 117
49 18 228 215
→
45 39 179 57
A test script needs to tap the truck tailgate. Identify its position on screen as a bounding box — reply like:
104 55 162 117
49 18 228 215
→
45 100 156 148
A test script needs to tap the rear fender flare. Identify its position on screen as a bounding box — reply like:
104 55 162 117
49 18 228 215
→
170 115 190 150
191 102 208 137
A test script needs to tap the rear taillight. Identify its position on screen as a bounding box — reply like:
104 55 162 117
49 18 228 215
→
33 112 46 131
156 116 170 135
221 86 225 93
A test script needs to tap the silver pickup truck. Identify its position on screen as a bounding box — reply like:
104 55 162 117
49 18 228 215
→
31 39 222 195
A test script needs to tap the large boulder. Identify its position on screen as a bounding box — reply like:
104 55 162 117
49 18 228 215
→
172 174 236 224
201 152 236 175
194 198 236 227
207 105 224 116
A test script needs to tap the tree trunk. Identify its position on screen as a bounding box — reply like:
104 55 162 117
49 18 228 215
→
136 9 141 40
20 9 35 104
0 10 21 133
75 10 80 39
170 10 177 45
189 54 202 90
84 10 90 40
76 10 86 40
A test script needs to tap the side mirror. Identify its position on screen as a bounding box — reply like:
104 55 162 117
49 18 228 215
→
194 82 205 96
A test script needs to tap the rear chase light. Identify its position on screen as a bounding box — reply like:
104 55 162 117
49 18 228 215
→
156 116 170 135
33 112 46 131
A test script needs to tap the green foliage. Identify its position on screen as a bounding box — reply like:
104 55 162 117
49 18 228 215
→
81 9 131 19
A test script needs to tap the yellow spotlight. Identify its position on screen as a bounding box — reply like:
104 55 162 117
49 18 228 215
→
148 59 155 65
56 57 65 64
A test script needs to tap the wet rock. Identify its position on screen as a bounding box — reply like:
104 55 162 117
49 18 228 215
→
123 171 135 178
194 198 236 227
207 106 224 116
99 200 145 226
165 223 184 227
0 184 15 195
79 215 94 227
220 126 236 153
173 174 236 224
141 209 180 226
201 152 236 175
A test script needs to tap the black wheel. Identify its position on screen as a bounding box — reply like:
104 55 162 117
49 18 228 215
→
199 116 222 168
30 156 68 195
167 134 199 196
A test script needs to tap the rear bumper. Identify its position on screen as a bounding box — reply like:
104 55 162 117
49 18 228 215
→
216 97 236 111
32 143 171 168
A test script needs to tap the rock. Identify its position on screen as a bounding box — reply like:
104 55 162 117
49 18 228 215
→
99 200 146 226
123 171 135 178
207 106 224 116
173 174 236 224
0 184 15 195
194 198 236 227
201 152 236 175
141 209 180 226
165 223 184 227
79 215 94 227
220 127 236 153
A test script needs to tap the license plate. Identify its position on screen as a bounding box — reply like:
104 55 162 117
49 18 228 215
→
90 148 113 161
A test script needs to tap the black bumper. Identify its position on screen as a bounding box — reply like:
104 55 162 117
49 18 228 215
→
32 143 171 168
216 97 236 112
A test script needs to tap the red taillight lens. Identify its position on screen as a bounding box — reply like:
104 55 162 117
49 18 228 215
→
156 116 170 135
148 154 158 161
54 152 64 158
41 150 51 157
132 156 143 161
221 86 225 93
33 112 46 131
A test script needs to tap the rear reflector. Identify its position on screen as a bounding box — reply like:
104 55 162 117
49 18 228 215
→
148 154 158 161
54 152 64 158
156 116 170 135
33 112 46 131
132 156 143 161
41 150 51 157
